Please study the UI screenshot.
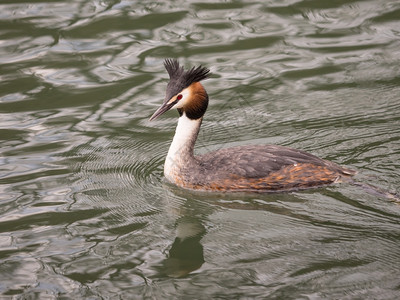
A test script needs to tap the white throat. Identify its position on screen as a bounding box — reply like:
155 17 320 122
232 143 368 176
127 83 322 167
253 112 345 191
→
164 112 202 181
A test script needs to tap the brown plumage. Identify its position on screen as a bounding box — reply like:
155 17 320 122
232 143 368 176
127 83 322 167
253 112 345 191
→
169 145 355 192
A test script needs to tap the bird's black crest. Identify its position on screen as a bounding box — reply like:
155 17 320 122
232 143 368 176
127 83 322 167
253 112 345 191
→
164 59 210 86
163 59 211 101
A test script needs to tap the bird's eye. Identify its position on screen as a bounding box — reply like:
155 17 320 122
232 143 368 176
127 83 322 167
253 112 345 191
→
176 94 183 100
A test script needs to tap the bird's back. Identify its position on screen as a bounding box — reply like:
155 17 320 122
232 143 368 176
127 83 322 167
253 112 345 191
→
177 145 356 192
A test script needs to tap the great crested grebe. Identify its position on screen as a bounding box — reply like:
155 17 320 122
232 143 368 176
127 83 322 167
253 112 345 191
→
149 59 356 193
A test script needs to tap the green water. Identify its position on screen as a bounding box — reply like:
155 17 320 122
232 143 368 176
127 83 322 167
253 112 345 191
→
1 0 400 299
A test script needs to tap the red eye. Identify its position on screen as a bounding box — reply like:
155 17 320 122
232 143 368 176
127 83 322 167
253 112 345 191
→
177 94 183 100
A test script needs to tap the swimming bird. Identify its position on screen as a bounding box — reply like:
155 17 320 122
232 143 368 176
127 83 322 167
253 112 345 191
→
149 59 356 193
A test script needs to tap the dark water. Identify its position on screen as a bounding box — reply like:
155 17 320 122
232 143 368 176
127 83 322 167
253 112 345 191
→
1 0 400 298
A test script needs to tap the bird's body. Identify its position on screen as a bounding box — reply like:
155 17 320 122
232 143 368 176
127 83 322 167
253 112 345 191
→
150 59 355 193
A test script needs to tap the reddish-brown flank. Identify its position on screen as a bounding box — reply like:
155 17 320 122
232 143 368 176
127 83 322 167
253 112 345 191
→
173 163 352 192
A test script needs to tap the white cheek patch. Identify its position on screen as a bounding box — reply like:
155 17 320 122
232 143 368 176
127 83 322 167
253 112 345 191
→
174 87 191 109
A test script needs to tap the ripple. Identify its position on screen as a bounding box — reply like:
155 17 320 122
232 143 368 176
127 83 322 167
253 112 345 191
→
73 131 168 228
1 0 400 298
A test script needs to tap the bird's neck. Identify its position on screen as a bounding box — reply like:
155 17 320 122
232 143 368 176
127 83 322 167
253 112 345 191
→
165 112 202 178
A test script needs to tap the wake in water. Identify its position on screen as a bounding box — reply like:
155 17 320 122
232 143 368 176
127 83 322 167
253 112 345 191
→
347 178 400 203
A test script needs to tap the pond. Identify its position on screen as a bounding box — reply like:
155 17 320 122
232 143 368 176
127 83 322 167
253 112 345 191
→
1 0 400 298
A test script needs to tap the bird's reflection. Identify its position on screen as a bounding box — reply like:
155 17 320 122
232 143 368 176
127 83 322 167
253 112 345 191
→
162 216 206 278
155 185 307 278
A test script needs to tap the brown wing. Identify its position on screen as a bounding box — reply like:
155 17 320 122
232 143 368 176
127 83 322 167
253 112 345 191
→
190 145 355 192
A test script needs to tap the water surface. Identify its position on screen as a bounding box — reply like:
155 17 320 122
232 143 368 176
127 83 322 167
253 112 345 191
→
1 0 400 298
